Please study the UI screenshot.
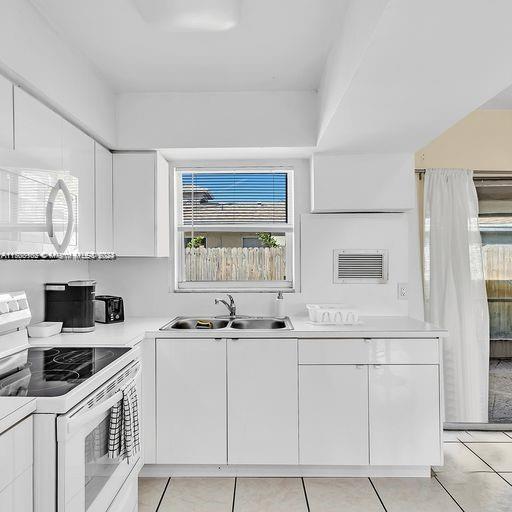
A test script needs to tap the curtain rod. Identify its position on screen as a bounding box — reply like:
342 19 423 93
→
415 169 512 178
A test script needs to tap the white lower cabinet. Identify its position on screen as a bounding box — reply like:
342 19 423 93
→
153 336 441 471
369 364 441 466
0 416 33 512
227 338 298 465
156 339 227 464
299 365 368 465
0 467 32 512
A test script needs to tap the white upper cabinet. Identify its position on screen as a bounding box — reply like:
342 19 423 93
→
311 153 415 212
14 88 62 170
227 338 298 465
62 119 95 252
94 143 113 253
0 75 13 150
113 152 169 257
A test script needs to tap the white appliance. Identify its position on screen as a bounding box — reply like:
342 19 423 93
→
0 291 142 512
0 167 78 254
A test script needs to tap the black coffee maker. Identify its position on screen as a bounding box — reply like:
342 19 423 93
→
45 280 96 332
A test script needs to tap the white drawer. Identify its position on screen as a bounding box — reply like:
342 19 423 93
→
0 416 33 493
298 338 440 365
299 339 370 364
370 339 440 364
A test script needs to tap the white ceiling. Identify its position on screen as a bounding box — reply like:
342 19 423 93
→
480 84 512 109
30 0 347 93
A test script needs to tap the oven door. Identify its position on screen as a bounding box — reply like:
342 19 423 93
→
56 361 142 512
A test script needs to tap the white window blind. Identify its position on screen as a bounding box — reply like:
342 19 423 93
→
180 171 288 226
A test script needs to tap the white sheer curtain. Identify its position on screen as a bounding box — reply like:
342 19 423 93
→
424 169 489 423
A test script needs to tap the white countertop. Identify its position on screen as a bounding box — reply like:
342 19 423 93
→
150 315 447 339
0 397 36 434
28 317 169 348
27 315 447 347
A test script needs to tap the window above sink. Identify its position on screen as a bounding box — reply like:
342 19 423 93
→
174 167 294 292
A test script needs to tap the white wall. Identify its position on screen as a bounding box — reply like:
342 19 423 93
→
0 261 90 322
318 0 390 141
0 0 116 146
319 0 512 153
116 91 318 149
89 158 416 318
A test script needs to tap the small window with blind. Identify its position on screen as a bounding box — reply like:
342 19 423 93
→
174 168 294 291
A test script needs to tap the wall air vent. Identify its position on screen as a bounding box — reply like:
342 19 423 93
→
333 250 388 284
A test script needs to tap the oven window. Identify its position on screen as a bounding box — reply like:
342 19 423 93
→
84 413 123 510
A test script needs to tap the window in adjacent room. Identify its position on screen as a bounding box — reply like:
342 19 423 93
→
174 167 293 291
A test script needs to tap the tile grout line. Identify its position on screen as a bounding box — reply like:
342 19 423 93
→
301 477 311 512
231 477 237 512
461 441 512 487
368 478 388 512
155 477 171 512
433 474 466 511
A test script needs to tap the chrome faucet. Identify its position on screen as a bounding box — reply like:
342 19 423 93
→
214 294 237 317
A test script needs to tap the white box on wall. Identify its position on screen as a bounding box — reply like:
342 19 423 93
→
311 153 415 212
300 213 409 316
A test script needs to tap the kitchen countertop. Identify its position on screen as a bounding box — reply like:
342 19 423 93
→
150 315 448 339
0 397 36 434
28 315 447 348
28 317 169 348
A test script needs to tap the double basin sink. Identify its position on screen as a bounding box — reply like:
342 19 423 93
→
161 316 293 331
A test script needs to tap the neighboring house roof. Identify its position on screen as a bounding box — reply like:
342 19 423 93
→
182 201 287 224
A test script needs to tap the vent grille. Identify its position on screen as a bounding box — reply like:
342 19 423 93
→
334 250 388 284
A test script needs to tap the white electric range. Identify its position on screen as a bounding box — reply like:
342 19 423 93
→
0 292 142 512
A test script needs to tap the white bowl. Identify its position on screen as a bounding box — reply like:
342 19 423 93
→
28 321 63 338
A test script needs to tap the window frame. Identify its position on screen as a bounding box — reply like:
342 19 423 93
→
174 166 295 292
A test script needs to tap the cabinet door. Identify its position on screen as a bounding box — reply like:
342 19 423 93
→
62 120 95 251
14 88 62 170
369 365 441 466
156 339 227 464
113 152 155 256
0 75 13 150
227 338 298 465
299 365 368 465
95 143 113 252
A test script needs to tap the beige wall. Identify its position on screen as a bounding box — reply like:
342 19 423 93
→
416 110 512 171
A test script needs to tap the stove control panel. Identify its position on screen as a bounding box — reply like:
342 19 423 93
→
0 291 31 333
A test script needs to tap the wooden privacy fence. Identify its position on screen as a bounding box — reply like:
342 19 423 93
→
185 246 286 281
483 245 512 340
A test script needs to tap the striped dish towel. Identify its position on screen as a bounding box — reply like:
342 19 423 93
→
108 380 140 463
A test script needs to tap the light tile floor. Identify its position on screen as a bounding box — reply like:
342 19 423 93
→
139 431 512 511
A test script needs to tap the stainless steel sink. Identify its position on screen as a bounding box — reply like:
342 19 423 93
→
230 318 290 330
160 316 293 331
162 318 230 330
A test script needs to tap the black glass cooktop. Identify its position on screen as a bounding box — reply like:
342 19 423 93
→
0 347 130 397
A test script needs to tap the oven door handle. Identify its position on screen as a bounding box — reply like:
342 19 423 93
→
67 368 140 435
67 390 124 435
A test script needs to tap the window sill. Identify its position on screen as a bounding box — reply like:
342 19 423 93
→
174 288 296 294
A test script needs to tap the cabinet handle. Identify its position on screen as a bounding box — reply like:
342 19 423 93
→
356 364 365 369
213 338 222 341
46 179 74 253
373 364 382 369
231 338 239 341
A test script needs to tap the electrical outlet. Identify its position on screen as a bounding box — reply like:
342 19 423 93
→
398 283 408 300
